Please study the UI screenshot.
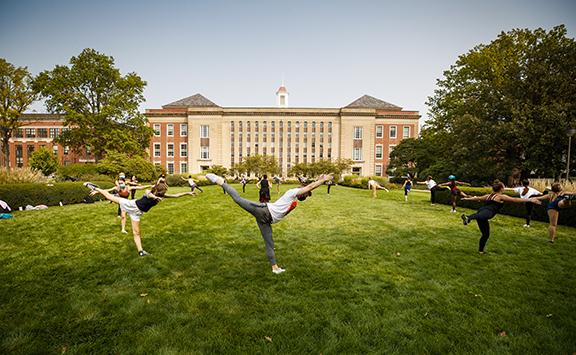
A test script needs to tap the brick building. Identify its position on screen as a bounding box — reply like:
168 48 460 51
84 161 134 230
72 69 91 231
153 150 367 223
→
4 114 94 168
145 88 420 176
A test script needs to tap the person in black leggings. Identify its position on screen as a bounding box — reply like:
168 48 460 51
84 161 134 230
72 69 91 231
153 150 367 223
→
461 181 540 253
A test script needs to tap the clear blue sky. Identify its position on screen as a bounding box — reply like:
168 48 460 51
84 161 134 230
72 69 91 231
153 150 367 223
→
1 0 575 124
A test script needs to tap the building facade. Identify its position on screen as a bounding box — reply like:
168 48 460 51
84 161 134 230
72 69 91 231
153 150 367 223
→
146 90 420 176
4 114 94 168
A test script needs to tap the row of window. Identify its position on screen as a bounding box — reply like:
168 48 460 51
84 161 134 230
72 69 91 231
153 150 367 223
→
14 127 68 139
153 123 210 138
352 144 397 161
153 143 209 160
156 162 188 175
230 120 334 133
355 125 412 140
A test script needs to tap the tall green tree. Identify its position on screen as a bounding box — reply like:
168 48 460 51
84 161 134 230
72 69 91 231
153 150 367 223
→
0 59 37 168
426 25 576 182
34 48 152 161
29 147 59 176
236 155 280 177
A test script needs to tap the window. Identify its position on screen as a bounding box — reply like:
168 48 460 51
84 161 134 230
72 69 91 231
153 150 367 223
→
167 143 174 157
200 146 209 159
201 125 209 138
153 124 161 136
390 126 397 139
52 145 58 156
376 125 383 138
64 146 70 155
167 124 174 136
49 128 60 138
25 128 36 138
403 126 411 138
16 145 23 167
38 128 48 138
154 143 161 157
376 145 383 159
180 162 188 174
389 145 396 157
353 147 362 161
180 143 187 157
375 164 383 176
86 146 92 156
27 145 34 158
15 128 24 138
167 163 174 174
354 127 363 140
180 124 188 137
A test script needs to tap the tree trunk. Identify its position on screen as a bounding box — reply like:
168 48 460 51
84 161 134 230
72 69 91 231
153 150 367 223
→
1 137 9 169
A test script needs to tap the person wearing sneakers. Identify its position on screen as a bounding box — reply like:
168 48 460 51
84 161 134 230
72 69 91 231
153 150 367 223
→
402 176 413 202
367 178 389 198
205 172 334 274
511 179 542 228
531 182 576 244
103 180 152 235
85 177 194 257
439 175 470 212
460 181 540 254
416 176 442 204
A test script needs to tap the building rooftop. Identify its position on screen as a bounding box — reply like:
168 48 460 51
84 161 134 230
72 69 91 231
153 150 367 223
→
345 95 402 110
163 94 220 108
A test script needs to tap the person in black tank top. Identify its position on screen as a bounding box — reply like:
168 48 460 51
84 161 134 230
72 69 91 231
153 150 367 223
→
257 175 271 203
86 176 194 257
460 181 541 253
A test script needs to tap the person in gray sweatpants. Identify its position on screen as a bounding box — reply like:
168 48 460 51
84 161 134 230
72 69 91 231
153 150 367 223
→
206 173 333 274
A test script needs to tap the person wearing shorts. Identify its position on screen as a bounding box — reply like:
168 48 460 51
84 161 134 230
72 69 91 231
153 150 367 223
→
439 175 470 212
532 182 576 243
205 173 334 274
85 177 194 256
402 177 412 202
368 179 389 198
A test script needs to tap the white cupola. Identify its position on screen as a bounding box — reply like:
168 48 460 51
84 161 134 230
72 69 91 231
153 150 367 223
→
276 82 289 107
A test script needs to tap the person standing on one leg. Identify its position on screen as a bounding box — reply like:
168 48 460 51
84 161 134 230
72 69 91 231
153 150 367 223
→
205 173 334 274
402 176 412 202
85 177 194 256
461 181 540 254
181 175 203 194
439 175 470 212
532 182 576 243
511 179 541 228
368 178 389 199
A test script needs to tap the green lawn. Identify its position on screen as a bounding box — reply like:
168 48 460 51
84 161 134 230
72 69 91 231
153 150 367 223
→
1 185 575 354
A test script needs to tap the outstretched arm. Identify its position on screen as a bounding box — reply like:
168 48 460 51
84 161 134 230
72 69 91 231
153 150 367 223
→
297 174 333 196
164 191 195 198
128 184 152 191
498 194 541 204
462 194 490 202
457 181 471 186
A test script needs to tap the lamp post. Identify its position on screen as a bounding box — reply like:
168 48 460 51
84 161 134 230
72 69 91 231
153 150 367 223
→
567 128 576 181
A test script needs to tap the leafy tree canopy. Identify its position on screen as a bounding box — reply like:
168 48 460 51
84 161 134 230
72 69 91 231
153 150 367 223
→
0 58 36 167
425 25 576 182
34 48 152 161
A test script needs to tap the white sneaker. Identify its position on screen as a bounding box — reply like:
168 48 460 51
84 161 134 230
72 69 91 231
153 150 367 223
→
205 173 224 185
523 224 530 228
121 229 128 234
272 267 286 274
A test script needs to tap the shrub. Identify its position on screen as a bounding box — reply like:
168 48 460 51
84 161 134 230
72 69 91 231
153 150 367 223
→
0 181 114 209
96 151 161 182
29 148 60 176
57 163 101 181
0 167 48 184
435 187 576 227
339 175 393 189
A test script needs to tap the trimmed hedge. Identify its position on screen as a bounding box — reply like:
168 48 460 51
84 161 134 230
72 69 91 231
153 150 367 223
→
339 175 394 190
0 181 114 210
435 187 576 227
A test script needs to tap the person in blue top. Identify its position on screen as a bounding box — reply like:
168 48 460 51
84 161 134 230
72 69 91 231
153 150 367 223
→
402 176 413 202
531 182 576 243
460 181 540 254
85 176 194 257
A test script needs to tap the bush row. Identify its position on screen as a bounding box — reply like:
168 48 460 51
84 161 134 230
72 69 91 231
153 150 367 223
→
435 187 576 227
0 181 114 210
339 175 394 189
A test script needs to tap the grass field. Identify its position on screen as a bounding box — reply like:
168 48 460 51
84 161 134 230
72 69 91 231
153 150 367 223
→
1 184 575 354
